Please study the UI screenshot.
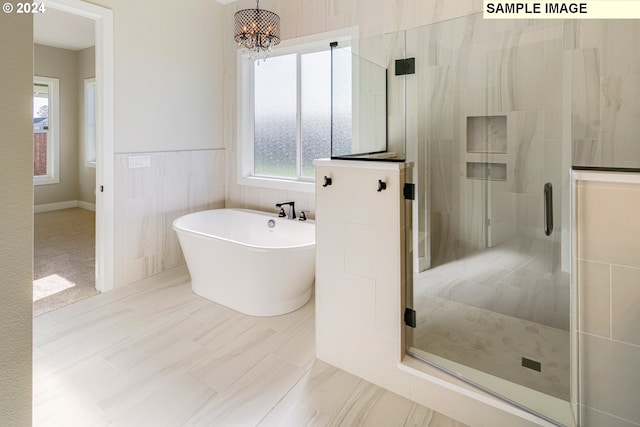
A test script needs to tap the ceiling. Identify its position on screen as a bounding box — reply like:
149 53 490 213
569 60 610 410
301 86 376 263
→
34 7 95 51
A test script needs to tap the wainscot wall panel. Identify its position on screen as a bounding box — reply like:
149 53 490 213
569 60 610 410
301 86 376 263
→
114 149 225 286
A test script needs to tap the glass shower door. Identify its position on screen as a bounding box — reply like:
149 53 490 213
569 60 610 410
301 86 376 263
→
405 14 573 425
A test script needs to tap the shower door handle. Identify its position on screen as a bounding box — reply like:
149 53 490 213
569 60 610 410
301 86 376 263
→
544 182 553 236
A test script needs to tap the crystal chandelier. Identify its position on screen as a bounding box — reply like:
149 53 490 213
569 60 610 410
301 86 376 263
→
234 0 281 61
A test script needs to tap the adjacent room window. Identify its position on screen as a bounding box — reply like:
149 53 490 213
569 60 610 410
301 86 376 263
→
33 76 60 185
84 78 97 167
239 31 354 191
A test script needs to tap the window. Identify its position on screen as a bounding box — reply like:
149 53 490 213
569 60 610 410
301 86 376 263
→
33 76 60 185
254 49 333 180
84 78 97 167
238 30 355 192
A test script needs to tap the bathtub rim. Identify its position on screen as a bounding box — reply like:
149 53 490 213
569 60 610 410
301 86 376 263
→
172 208 316 251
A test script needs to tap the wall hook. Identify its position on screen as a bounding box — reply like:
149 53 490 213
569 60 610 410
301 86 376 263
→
323 176 332 187
377 180 387 192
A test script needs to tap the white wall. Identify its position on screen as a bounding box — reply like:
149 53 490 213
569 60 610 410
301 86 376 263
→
0 9 34 426
91 0 225 154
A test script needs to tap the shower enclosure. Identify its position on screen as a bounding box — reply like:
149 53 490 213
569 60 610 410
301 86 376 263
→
401 15 575 425
330 11 640 425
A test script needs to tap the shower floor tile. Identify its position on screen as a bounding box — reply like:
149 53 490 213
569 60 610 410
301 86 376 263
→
412 236 571 401
412 296 570 400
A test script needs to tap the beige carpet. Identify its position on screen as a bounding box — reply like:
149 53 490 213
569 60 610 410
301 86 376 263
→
33 208 99 317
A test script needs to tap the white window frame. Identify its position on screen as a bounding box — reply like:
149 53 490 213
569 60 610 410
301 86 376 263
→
33 76 60 186
84 78 97 168
237 27 358 193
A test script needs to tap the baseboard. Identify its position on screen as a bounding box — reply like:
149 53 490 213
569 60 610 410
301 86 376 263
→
77 201 96 212
34 200 96 213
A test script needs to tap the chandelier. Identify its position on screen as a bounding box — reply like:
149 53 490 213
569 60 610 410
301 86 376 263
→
234 0 281 61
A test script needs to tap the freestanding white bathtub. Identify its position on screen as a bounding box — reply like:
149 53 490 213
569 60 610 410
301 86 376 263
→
172 208 316 316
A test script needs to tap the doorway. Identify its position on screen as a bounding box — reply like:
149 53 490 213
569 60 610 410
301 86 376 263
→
32 0 114 316
32 9 97 315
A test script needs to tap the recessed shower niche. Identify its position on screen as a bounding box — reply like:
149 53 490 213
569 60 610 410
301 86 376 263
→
466 115 507 154
465 116 508 181
466 162 507 181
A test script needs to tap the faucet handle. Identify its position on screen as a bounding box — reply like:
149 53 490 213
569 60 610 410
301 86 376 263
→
299 210 310 221
277 207 286 217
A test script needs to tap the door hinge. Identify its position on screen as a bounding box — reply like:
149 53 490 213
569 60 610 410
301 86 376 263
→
404 308 416 328
395 58 416 76
403 183 415 200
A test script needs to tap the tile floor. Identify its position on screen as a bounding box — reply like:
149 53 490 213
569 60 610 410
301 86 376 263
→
33 266 468 427
411 295 570 400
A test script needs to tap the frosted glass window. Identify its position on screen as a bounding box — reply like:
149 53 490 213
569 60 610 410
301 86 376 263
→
301 50 332 178
254 54 297 178
252 46 340 181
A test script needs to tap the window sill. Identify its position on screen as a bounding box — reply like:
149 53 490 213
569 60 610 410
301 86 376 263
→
34 176 60 186
239 175 315 193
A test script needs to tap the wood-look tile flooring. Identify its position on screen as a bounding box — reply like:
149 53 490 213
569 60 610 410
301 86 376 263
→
33 266 468 427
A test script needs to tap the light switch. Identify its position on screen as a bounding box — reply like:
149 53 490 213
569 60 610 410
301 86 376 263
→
128 155 151 168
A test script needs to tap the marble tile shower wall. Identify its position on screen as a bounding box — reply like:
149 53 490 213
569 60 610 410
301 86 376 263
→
114 150 225 287
412 17 567 255
572 21 640 169
576 179 640 427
